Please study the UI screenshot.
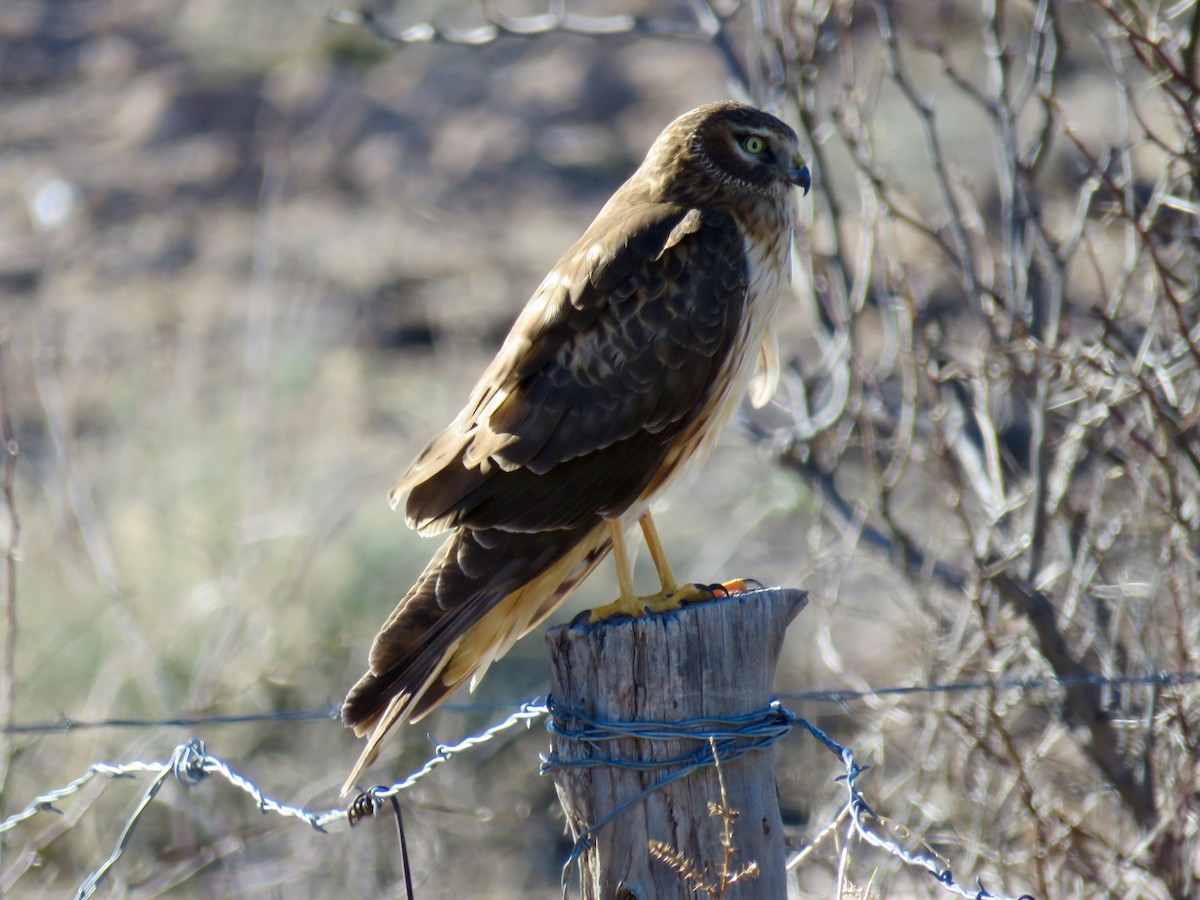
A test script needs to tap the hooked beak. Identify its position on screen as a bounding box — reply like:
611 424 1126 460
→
783 154 811 195
772 151 810 194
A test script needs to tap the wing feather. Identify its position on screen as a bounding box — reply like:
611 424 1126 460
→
397 201 749 537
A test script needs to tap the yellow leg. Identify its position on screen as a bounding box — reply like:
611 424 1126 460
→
589 513 719 622
638 508 714 608
639 510 677 595
588 522 643 621
610 520 637 606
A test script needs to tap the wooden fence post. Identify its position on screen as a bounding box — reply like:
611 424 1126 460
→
545 587 807 899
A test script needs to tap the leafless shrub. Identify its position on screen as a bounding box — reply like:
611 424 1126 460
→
746 1 1199 896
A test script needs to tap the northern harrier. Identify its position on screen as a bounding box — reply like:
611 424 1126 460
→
342 102 809 792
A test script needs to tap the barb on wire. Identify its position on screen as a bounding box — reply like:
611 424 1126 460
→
348 699 549 815
1 757 167 836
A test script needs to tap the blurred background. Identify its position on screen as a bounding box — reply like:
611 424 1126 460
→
1 0 1197 897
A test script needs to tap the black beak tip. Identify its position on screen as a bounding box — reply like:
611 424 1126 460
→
795 164 811 196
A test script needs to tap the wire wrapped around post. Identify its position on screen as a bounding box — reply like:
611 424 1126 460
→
544 586 807 899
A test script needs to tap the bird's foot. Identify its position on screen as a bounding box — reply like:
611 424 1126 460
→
587 591 663 622
668 577 763 606
587 578 762 622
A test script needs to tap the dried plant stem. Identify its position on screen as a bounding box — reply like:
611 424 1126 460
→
0 344 19 808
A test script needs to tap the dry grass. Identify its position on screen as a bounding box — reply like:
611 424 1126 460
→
1 0 1197 897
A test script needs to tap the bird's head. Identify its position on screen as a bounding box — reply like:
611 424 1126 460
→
643 102 811 208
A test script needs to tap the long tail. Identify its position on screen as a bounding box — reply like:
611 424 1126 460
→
340 521 610 794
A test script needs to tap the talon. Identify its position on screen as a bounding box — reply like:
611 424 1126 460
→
684 578 764 602
715 578 762 596
666 583 716 607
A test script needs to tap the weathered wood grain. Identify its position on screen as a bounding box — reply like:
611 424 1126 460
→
546 587 807 899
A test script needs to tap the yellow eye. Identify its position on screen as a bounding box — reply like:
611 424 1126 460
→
741 135 767 154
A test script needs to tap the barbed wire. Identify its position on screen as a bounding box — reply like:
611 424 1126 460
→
3 738 345 900
798 719 1037 900
327 0 754 104
6 693 1059 897
6 669 1193 895
2 701 551 897
347 700 550 802
328 1 728 46
5 668 1192 735
1 704 341 735
779 668 1200 707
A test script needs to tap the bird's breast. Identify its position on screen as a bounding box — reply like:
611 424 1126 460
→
633 196 796 512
